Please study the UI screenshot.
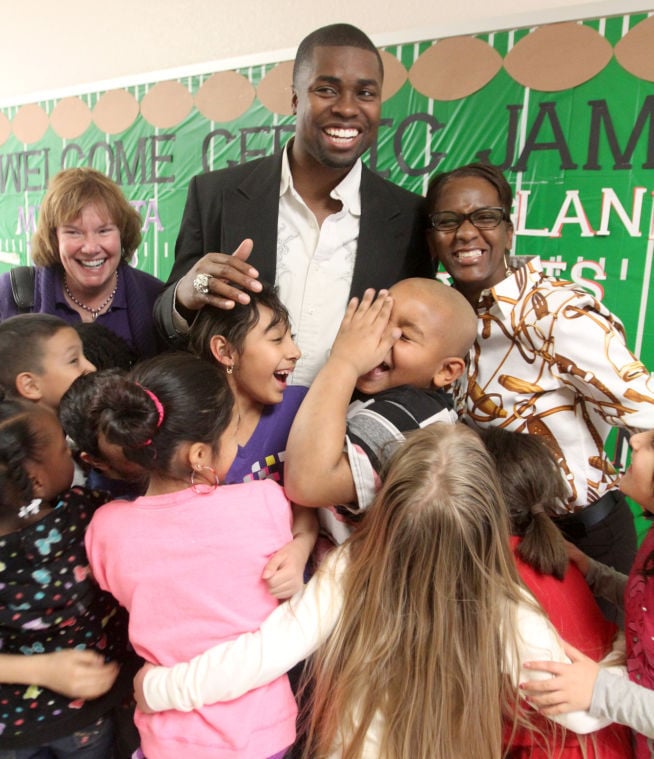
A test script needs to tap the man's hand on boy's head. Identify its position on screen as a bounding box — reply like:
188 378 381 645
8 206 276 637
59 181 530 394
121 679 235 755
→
329 289 401 379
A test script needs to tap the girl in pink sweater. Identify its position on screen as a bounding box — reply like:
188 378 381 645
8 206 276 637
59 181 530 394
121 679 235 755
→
84 352 296 759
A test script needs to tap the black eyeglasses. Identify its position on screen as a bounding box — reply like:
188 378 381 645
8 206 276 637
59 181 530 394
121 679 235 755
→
429 207 508 232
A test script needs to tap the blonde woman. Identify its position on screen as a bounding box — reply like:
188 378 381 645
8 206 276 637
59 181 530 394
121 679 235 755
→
135 424 614 759
0 167 163 359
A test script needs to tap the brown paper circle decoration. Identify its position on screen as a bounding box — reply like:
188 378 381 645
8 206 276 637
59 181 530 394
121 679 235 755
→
12 103 49 144
50 97 92 139
257 61 295 116
409 36 502 101
0 111 11 146
379 49 408 101
504 22 612 91
195 71 255 122
140 81 194 129
93 89 140 134
615 15 654 82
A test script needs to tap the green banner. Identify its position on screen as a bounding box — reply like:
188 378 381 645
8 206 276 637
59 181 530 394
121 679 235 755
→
1 12 653 374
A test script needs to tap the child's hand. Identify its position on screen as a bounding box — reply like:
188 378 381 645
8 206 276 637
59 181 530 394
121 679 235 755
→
262 540 306 600
520 640 599 715
329 289 401 379
565 540 590 576
39 649 119 699
133 662 157 714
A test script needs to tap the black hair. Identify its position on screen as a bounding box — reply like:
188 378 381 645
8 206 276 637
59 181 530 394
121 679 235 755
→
74 323 137 371
426 163 514 221
59 369 125 458
293 23 383 85
188 282 291 363
95 352 234 477
480 427 569 580
0 393 47 517
0 313 70 396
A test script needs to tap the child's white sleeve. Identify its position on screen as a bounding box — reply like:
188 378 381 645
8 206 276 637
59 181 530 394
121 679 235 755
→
590 666 654 737
509 595 615 734
144 550 347 712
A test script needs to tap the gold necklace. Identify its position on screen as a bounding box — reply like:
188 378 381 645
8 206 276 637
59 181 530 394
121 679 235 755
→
63 272 118 321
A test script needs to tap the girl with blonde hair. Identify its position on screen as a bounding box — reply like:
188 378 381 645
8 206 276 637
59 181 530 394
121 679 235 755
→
135 423 614 758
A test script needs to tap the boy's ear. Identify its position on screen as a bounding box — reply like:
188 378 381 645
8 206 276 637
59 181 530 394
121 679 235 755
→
209 335 236 370
432 356 466 388
14 372 43 402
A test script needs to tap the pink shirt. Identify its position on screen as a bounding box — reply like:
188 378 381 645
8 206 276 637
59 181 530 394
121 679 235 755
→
86 478 297 759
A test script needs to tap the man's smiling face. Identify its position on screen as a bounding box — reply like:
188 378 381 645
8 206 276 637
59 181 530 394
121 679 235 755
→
291 45 382 170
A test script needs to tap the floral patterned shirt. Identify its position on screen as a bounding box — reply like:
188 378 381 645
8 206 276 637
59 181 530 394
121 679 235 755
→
462 256 654 511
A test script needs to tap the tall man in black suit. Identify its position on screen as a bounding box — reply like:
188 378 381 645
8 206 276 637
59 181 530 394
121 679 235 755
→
154 23 433 384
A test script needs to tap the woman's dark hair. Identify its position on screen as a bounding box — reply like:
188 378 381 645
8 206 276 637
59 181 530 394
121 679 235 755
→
426 162 514 220
95 352 234 477
188 282 291 362
0 393 46 515
480 426 569 580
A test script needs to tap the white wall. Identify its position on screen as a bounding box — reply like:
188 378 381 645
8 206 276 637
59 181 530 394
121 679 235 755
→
2 0 652 105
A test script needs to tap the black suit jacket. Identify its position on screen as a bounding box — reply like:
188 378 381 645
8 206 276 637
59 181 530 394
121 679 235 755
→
155 153 433 340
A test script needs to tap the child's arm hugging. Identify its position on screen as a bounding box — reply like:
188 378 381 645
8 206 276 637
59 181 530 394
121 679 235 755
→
262 504 318 599
0 649 119 699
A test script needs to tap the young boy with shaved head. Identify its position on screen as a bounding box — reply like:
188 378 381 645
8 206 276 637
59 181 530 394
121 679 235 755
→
284 277 477 544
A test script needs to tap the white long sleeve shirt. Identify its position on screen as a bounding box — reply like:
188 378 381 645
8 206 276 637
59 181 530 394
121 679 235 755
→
143 548 615 756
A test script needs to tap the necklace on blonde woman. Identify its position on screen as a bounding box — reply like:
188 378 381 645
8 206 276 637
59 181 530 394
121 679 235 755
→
64 272 118 321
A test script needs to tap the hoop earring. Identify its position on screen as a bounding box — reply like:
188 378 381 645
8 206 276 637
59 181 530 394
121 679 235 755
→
190 463 220 494
226 365 233 375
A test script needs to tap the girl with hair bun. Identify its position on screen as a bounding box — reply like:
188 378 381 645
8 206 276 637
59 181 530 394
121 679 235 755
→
84 351 297 759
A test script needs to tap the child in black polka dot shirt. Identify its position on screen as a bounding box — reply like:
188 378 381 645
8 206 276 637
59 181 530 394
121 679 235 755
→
0 394 134 757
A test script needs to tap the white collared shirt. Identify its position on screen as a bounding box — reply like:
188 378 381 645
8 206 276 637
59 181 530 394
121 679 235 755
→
276 147 361 386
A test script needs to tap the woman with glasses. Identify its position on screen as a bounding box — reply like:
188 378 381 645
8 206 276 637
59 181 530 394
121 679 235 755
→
425 162 654 595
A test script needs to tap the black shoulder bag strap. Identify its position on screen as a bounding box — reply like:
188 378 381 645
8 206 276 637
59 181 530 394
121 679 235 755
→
9 266 36 311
